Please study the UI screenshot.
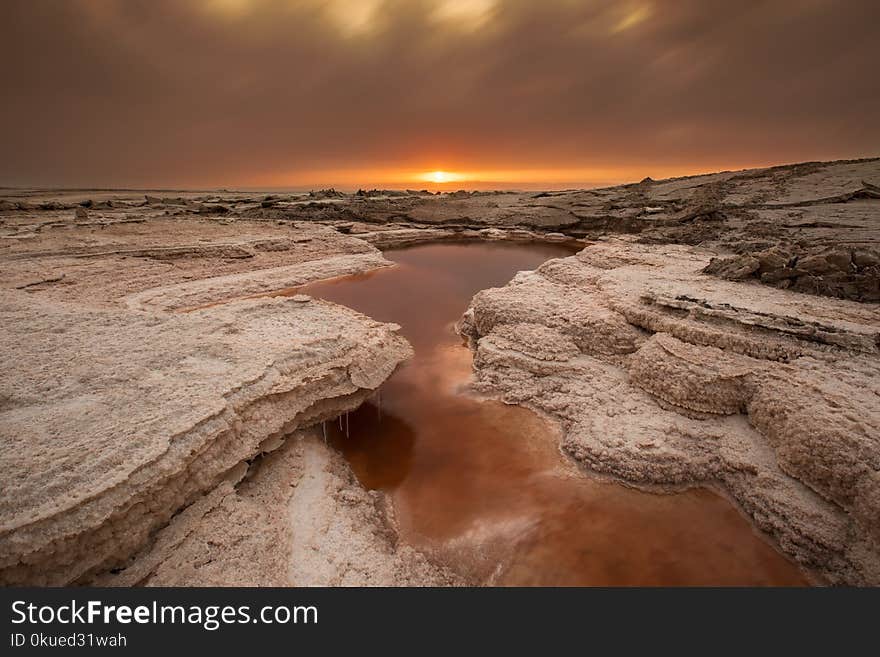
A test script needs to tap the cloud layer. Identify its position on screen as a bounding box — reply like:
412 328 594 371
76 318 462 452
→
2 0 878 187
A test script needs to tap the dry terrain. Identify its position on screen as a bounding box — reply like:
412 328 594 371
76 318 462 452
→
1 157 878 584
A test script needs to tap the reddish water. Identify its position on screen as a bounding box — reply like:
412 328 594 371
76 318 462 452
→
291 242 808 586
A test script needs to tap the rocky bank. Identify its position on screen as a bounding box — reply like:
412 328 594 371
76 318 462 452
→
1 156 878 585
459 240 879 584
0 214 460 585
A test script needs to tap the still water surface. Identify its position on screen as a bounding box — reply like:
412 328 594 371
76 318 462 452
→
290 242 807 585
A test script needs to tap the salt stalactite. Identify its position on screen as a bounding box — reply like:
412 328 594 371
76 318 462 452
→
338 415 343 430
322 421 327 444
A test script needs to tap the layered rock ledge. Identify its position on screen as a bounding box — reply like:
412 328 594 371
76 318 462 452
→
459 240 880 585
0 207 463 585
0 290 411 585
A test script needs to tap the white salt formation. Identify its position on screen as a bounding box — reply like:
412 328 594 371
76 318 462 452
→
459 240 879 584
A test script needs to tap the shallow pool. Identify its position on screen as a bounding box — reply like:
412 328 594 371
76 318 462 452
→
289 242 807 585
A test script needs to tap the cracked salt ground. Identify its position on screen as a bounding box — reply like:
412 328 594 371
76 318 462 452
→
290 242 808 585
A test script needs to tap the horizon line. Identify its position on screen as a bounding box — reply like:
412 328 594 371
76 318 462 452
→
2 155 879 195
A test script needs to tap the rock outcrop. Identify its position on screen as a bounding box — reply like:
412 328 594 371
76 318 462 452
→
459 240 880 584
704 245 880 302
0 290 411 585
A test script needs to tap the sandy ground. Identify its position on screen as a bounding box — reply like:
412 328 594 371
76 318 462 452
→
1 156 878 585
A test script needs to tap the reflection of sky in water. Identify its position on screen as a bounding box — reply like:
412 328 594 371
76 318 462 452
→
292 242 807 586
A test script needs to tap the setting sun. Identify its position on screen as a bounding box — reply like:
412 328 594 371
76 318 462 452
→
423 170 460 184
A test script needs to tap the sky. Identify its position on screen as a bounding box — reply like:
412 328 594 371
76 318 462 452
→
1 0 878 190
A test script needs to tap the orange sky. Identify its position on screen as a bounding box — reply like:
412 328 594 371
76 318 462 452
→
1 0 878 189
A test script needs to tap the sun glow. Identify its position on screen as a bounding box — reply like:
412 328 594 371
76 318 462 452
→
250 163 759 193
423 170 462 184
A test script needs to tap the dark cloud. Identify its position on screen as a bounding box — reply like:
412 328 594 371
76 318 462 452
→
1 0 878 187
